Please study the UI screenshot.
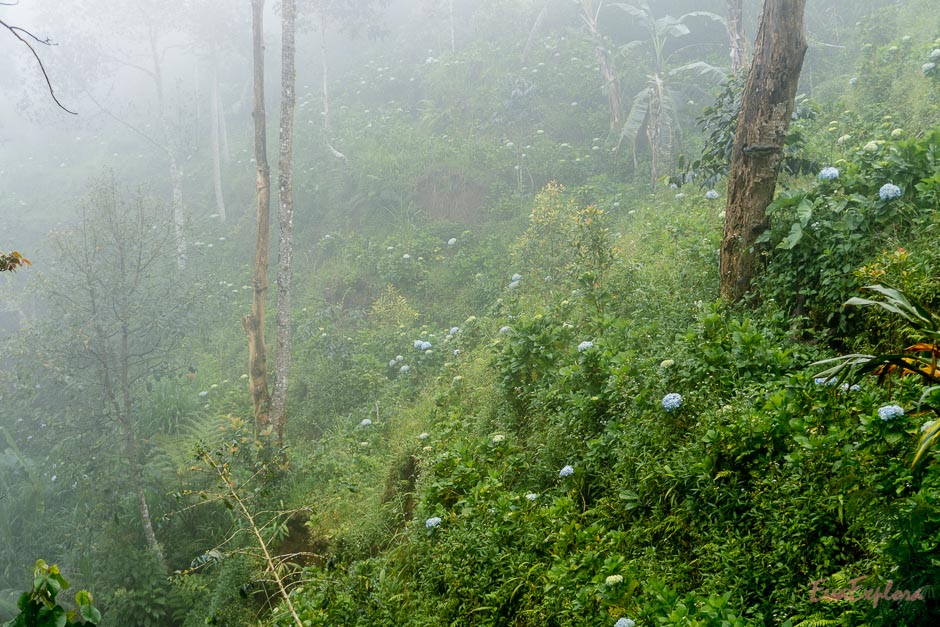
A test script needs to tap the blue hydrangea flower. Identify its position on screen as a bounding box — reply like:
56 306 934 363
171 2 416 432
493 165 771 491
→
559 465 574 477
923 62 937 74
814 377 837 386
879 183 902 201
413 339 423 349
878 404 905 421
705 190 720 200
577 340 594 352
849 77 858 85
447 237 457 246
389 359 397 368
662 393 683 412
359 418 372 427
511 273 522 282
840 383 861 392
499 326 511 335
525 493 538 501
425 516 442 529
450 326 459 335
453 349 460 356
198 391 208 398
509 280 520 290
615 619 636 627
931 49 940 61
921 420 935 433
419 341 432 351
818 166 839 181
399 364 410 373
675 192 685 200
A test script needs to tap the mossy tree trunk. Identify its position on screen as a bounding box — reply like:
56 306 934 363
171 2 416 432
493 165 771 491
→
270 0 296 446
246 0 271 435
719 0 807 302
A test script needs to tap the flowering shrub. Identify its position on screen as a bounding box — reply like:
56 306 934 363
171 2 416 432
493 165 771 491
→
878 182 902 201
878 404 905 421
661 392 683 412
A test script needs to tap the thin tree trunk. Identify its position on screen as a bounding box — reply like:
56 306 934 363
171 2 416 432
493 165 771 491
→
246 0 272 435
146 22 187 269
719 0 807 302
580 1 621 134
320 10 347 162
726 0 747 73
449 0 455 53
210 71 227 221
270 0 296 446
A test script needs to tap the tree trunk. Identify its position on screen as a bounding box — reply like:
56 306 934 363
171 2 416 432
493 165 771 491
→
726 0 747 73
246 0 272 435
719 0 807 302
320 10 347 162
580 1 621 134
449 0 455 53
270 0 296 446
146 22 187 269
210 71 227 221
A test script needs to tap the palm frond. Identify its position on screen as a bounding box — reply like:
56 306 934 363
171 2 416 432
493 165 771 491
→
913 414 940 466
679 11 728 28
618 86 653 167
669 60 730 83
522 1 550 62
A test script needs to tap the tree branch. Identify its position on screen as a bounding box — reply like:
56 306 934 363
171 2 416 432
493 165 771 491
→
0 18 76 114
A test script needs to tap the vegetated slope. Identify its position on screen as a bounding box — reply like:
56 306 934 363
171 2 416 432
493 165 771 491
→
255 144 940 625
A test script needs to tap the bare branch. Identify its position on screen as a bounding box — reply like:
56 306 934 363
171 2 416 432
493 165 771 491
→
0 18 76 114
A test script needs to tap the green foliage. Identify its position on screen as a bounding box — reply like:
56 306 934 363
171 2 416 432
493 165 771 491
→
3 561 99 627
760 128 940 339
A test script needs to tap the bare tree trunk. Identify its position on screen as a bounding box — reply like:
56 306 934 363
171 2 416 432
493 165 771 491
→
320 10 347 162
270 0 296 446
720 0 807 302
580 1 621 134
246 0 272 435
88 266 167 571
449 0 455 53
146 22 187 269
726 0 747 73
210 70 227 221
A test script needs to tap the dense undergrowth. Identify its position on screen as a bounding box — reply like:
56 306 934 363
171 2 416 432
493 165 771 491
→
3 1 940 625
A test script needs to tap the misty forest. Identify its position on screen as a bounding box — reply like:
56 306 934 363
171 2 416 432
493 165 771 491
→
3 0 940 625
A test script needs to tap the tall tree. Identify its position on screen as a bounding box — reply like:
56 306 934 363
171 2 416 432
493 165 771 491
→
41 180 188 572
726 0 747 73
245 0 272 436
270 0 297 445
719 0 807 301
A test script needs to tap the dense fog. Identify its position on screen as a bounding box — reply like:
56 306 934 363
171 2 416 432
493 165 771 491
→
2 1 939 625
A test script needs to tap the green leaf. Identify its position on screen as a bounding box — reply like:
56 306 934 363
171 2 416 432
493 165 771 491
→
80 603 101 624
796 198 813 226
778 222 803 249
